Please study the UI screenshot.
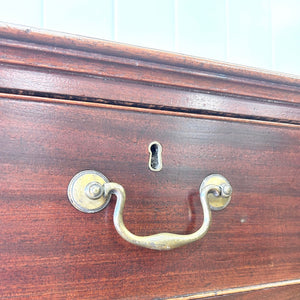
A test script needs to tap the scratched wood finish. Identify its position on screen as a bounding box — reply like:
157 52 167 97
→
0 96 299 299
0 23 299 124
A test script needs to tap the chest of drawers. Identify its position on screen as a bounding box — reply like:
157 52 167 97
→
0 24 299 299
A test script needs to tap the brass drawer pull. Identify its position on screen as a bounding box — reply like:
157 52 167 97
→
68 171 232 250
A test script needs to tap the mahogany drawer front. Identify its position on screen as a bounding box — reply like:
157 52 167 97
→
0 96 299 299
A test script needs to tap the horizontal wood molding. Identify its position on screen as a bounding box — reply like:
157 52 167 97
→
0 23 299 86
0 22 299 124
1 92 299 127
0 62 299 124
167 279 300 299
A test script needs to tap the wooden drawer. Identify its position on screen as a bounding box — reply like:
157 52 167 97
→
0 24 299 299
1 95 299 299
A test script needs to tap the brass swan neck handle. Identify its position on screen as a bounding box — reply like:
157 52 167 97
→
68 171 232 250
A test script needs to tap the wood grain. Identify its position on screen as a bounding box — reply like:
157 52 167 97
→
0 97 299 299
0 63 299 124
0 23 299 299
0 22 299 86
0 23 299 124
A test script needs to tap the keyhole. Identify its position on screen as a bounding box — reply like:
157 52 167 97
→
148 141 162 171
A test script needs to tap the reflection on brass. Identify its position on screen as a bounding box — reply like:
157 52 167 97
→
200 174 232 211
67 170 111 213
67 171 232 250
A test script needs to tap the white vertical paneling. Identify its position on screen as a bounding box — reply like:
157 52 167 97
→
114 0 175 51
43 0 114 39
226 0 272 70
176 0 227 61
0 0 43 27
271 0 300 74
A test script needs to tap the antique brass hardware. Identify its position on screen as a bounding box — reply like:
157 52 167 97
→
67 170 111 213
67 171 232 250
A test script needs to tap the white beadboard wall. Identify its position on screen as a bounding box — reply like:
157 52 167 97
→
0 0 299 75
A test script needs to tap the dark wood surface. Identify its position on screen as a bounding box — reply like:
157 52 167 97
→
0 95 299 299
0 23 299 299
0 23 299 124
